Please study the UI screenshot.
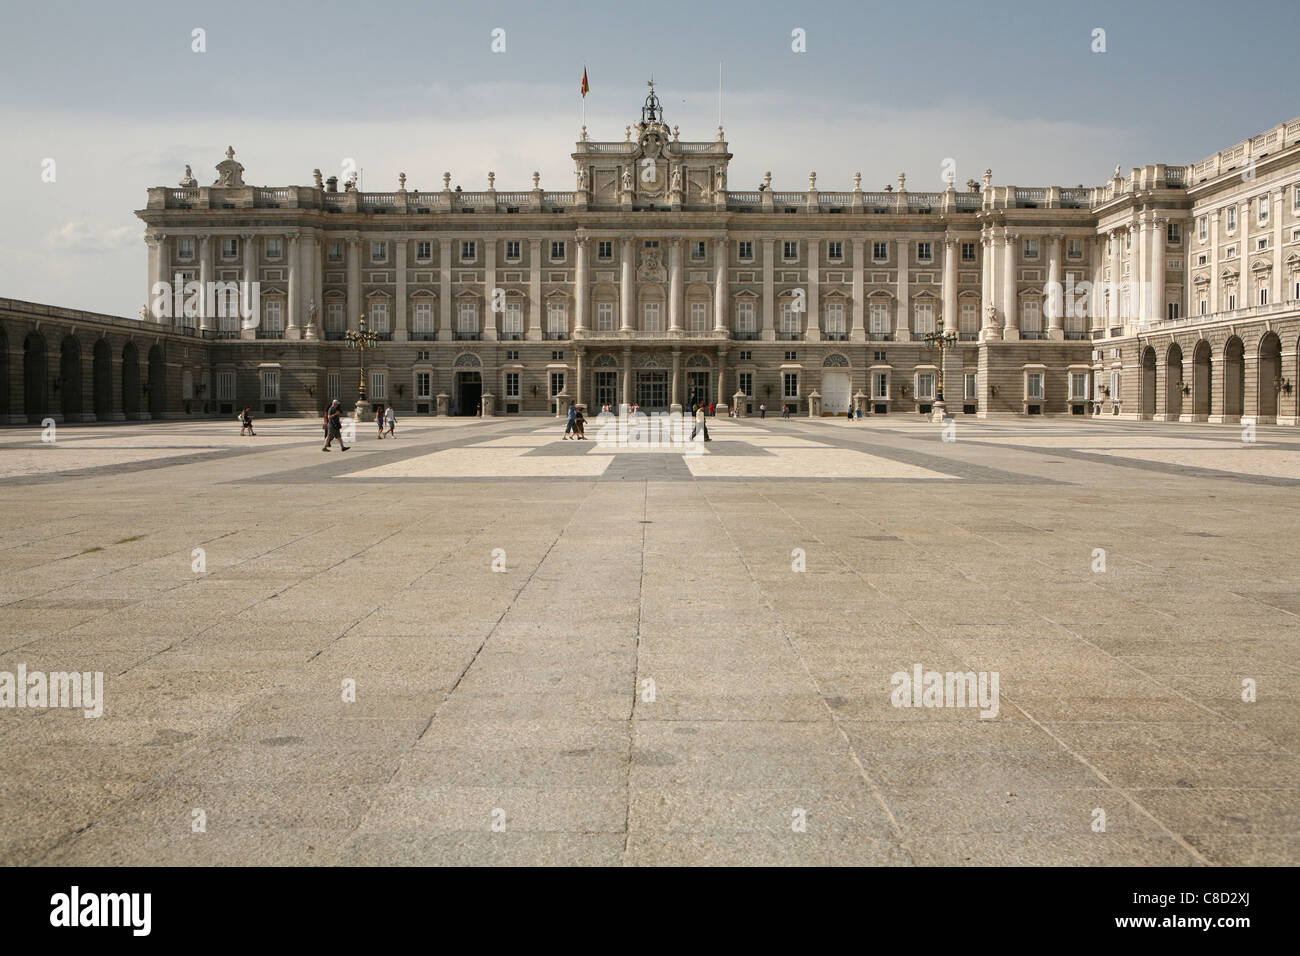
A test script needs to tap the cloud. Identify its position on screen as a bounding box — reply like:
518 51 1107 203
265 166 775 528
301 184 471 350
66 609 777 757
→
47 220 138 252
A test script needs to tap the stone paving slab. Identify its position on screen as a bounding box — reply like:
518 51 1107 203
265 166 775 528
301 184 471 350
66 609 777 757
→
0 415 1297 865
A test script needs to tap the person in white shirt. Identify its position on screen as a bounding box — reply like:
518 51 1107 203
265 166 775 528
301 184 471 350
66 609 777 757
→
690 404 711 442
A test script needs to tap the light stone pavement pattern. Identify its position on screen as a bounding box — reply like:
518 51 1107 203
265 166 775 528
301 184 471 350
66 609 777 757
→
0 414 1297 866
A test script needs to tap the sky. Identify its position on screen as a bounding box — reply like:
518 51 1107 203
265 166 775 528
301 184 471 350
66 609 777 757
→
1 0 1296 318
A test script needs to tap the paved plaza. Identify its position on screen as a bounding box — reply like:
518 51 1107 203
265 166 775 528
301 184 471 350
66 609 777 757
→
0 413 1297 866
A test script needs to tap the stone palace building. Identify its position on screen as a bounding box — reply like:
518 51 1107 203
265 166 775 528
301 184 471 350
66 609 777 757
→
4 89 1300 424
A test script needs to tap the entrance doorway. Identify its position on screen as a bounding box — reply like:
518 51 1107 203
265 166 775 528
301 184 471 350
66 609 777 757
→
594 370 618 410
686 370 710 409
456 371 482 415
636 370 668 410
822 371 851 414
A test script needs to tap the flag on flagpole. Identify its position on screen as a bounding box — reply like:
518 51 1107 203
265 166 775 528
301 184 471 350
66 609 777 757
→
581 67 589 98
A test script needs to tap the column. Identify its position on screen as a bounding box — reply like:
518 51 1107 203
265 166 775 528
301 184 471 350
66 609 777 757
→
528 239 543 340
1001 233 1018 340
761 239 775 341
198 234 212 333
147 233 165 321
851 238 866 341
301 234 319 339
619 236 635 332
312 233 324 329
670 347 682 411
716 348 727 406
1045 234 1063 339
713 235 728 331
1108 230 1122 328
1208 217 1219 315
622 348 633 410
895 237 910 340
394 238 408 341
1090 237 1106 336
574 235 589 332
482 238 496 341
1239 200 1251 308
575 346 585 408
1273 191 1285 304
668 237 683 332
942 235 958 334
240 233 257 339
1137 214 1151 326
346 235 361 333
980 232 997 339
287 233 301 339
439 238 453 340
1150 218 1166 327
806 238 820 341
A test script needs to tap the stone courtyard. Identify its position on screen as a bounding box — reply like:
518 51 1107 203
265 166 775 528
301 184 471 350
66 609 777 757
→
0 413 1296 866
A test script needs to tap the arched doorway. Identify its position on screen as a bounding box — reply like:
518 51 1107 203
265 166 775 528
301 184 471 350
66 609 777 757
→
59 334 82 422
821 353 852 414
148 345 166 419
1258 332 1282 422
685 354 713 410
1140 346 1156 419
1224 337 1245 421
93 339 112 420
452 353 483 415
1192 340 1212 421
1165 343 1184 420
23 331 48 424
0 326 9 422
122 342 140 418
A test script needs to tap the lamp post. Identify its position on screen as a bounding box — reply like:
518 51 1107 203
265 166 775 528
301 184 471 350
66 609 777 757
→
923 328 958 422
344 312 380 424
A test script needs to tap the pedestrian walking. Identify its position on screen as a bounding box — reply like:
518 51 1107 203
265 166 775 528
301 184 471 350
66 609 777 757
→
690 403 711 442
375 406 385 439
759 403 766 419
709 402 715 417
782 404 790 420
574 405 587 440
239 406 256 436
385 403 396 438
563 402 577 439
323 399 349 451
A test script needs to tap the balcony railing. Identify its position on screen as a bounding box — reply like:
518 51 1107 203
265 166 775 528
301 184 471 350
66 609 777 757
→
454 332 480 341
867 332 894 341
776 331 803 340
411 331 436 341
1020 330 1046 340
733 331 759 340
543 331 569 340
1064 331 1090 340
324 331 346 340
958 332 978 341
255 329 284 339
822 332 848 341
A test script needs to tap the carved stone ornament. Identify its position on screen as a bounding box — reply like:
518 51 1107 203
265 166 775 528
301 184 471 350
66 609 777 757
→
213 146 245 187
637 250 667 283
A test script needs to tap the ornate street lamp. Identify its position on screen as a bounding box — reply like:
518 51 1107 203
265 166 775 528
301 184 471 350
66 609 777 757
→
923 328 958 422
344 312 381 423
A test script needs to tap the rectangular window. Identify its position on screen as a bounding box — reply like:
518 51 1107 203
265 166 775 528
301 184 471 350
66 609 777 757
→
1023 238 1039 260
328 242 343 262
738 241 754 261
503 301 523 338
962 241 977 261
216 370 235 400
1027 372 1044 400
222 238 238 259
551 350 564 361
371 241 387 263
1294 186 1300 213
1167 301 1181 321
1227 292 1237 310
869 301 890 334
550 240 566 261
738 372 753 396
692 240 707 260
598 240 613 260
177 237 194 260
458 302 477 336
783 372 799 399
1110 371 1121 401
917 241 933 262
1069 372 1089 401
913 301 936 334
1226 206 1237 231
1199 296 1208 315
547 301 567 336
505 350 518 361
963 372 977 401
1067 239 1083 258
327 370 340 400
414 372 431 400
596 301 614 332
739 351 752 361
262 298 284 333
784 351 797 362
550 372 564 397
266 238 283 260
1166 223 1181 244
1257 237 1269 251
642 301 662 332
260 369 279 401
416 241 432 261
959 301 978 336
827 241 843 260
369 301 389 333
370 371 386 400
1258 195 1270 225
916 372 935 400
783 240 798 261
413 301 434 335
1259 287 1269 306
873 241 888 261
736 300 756 333
460 241 476 262
689 301 708 332
873 372 889 399
779 303 799 335
1197 217 1208 240
505 240 521 261
1225 246 1236 260
326 302 345 335
1021 299 1041 333
502 372 519 399
824 302 845 337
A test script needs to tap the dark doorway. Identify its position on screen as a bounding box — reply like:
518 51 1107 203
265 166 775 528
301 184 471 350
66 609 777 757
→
1140 346 1156 420
0 326 9 421
60 335 82 421
122 342 140 418
1193 340 1211 420
1165 343 1184 420
93 339 112 419
456 371 482 415
1258 332 1282 420
148 345 166 418
636 370 668 409
1224 337 1245 421
23 331 47 423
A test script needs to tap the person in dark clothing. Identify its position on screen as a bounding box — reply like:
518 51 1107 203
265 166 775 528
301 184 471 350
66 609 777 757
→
239 406 256 436
563 402 577 439
323 399 349 451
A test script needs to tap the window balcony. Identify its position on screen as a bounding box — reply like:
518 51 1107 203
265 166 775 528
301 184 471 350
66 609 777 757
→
500 333 524 341
867 332 894 341
324 331 346 341
543 331 569 340
1064 331 1090 340
733 331 759 341
777 331 803 341
822 332 848 341
1020 330 1046 340
411 332 437 341
454 332 481 341
203 330 240 340
255 329 285 339
958 331 979 341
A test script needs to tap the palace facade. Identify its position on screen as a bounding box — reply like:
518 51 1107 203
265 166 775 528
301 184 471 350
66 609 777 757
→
5 92 1300 424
